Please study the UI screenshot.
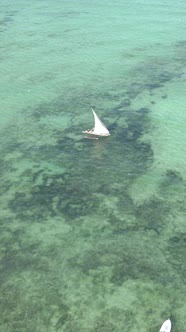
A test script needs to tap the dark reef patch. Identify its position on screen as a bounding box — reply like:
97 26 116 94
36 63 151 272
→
55 303 70 330
129 56 184 99
127 82 144 98
168 233 186 280
134 198 170 234
159 170 185 211
174 40 186 65
164 169 183 182
110 106 153 175
8 171 100 222
110 251 162 286
4 88 155 225
69 231 169 287
0 14 14 33
26 90 89 120
0 225 47 283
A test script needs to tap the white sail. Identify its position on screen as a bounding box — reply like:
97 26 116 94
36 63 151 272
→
92 110 110 136
159 319 171 332
82 109 110 137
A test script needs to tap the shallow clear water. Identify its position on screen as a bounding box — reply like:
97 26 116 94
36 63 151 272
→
0 0 186 331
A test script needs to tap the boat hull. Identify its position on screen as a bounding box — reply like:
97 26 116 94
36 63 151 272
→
82 130 110 137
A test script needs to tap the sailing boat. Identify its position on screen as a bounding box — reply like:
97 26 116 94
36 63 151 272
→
83 109 110 137
159 319 171 332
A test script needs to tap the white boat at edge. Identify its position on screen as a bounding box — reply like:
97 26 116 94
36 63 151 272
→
83 109 110 137
159 319 171 332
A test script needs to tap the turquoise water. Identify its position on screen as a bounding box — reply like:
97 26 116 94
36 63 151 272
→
0 0 186 331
